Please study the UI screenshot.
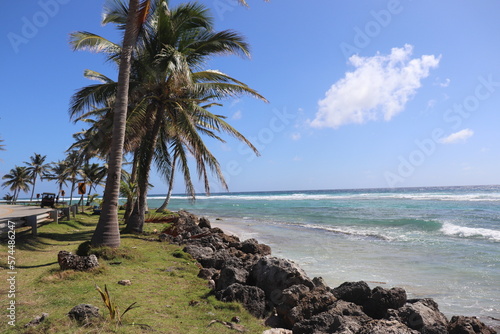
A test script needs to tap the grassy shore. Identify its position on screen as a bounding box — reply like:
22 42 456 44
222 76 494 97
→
0 212 269 333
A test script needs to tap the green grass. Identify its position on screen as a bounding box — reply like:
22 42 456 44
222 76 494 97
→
0 214 269 333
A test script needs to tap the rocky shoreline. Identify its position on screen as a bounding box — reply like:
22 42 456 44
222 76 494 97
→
159 211 497 334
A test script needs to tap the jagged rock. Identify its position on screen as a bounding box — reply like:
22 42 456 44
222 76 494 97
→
249 257 314 307
240 238 271 256
292 310 342 334
183 244 214 261
199 216 211 229
281 287 337 328
448 315 497 334
24 313 48 327
331 281 371 305
363 286 407 319
216 266 249 291
58 251 99 271
68 304 101 324
391 298 449 333
198 267 219 280
217 283 267 318
357 319 420 334
312 276 328 289
198 248 244 270
292 300 372 334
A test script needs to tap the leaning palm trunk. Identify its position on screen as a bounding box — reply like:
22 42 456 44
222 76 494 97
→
91 0 141 247
125 108 162 233
123 154 139 222
156 155 176 212
29 178 37 202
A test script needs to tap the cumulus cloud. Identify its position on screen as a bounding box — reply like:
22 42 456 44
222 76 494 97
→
439 129 474 144
310 44 440 129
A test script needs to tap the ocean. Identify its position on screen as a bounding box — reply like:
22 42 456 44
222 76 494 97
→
146 185 500 329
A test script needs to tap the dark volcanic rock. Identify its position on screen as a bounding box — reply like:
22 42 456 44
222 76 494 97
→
357 319 420 334
249 257 314 306
331 281 372 305
68 304 100 324
363 286 407 319
448 315 497 334
391 298 449 334
162 211 499 334
58 251 99 271
216 266 249 291
217 283 267 318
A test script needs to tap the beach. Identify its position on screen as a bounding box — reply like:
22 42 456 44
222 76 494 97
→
147 185 500 330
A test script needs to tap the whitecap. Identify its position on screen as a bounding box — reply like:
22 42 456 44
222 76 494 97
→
441 222 500 241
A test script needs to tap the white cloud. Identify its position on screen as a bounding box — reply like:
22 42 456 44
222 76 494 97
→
439 78 450 87
310 44 440 129
291 132 301 141
439 129 474 144
232 110 242 120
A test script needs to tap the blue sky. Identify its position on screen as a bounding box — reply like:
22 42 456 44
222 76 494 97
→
2 0 500 197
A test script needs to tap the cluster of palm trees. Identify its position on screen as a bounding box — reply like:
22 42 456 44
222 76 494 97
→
1 152 106 206
69 0 266 246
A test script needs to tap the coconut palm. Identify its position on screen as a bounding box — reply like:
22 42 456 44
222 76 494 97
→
69 0 149 247
2 166 32 203
70 0 266 234
46 160 70 204
64 150 84 206
80 162 107 204
24 153 50 202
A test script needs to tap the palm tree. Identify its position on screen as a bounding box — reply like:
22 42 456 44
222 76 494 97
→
70 0 149 247
24 153 50 202
64 150 83 206
80 162 107 204
46 160 70 204
70 0 266 234
2 166 32 203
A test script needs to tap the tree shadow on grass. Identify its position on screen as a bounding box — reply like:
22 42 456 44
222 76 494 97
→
12 222 94 251
17 261 58 269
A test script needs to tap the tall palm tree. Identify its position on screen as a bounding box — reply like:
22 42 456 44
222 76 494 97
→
70 0 266 234
70 0 149 247
64 150 83 206
46 160 70 203
2 166 32 203
24 153 50 202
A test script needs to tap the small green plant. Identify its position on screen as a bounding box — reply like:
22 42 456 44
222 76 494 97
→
95 284 138 325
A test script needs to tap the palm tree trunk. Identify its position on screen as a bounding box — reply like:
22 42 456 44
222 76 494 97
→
91 0 141 247
124 152 138 222
29 177 37 202
125 107 162 233
156 155 176 212
69 181 76 206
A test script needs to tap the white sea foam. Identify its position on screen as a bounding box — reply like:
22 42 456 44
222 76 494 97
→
441 222 500 241
148 191 500 202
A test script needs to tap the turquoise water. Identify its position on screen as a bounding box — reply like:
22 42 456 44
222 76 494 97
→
147 185 500 328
